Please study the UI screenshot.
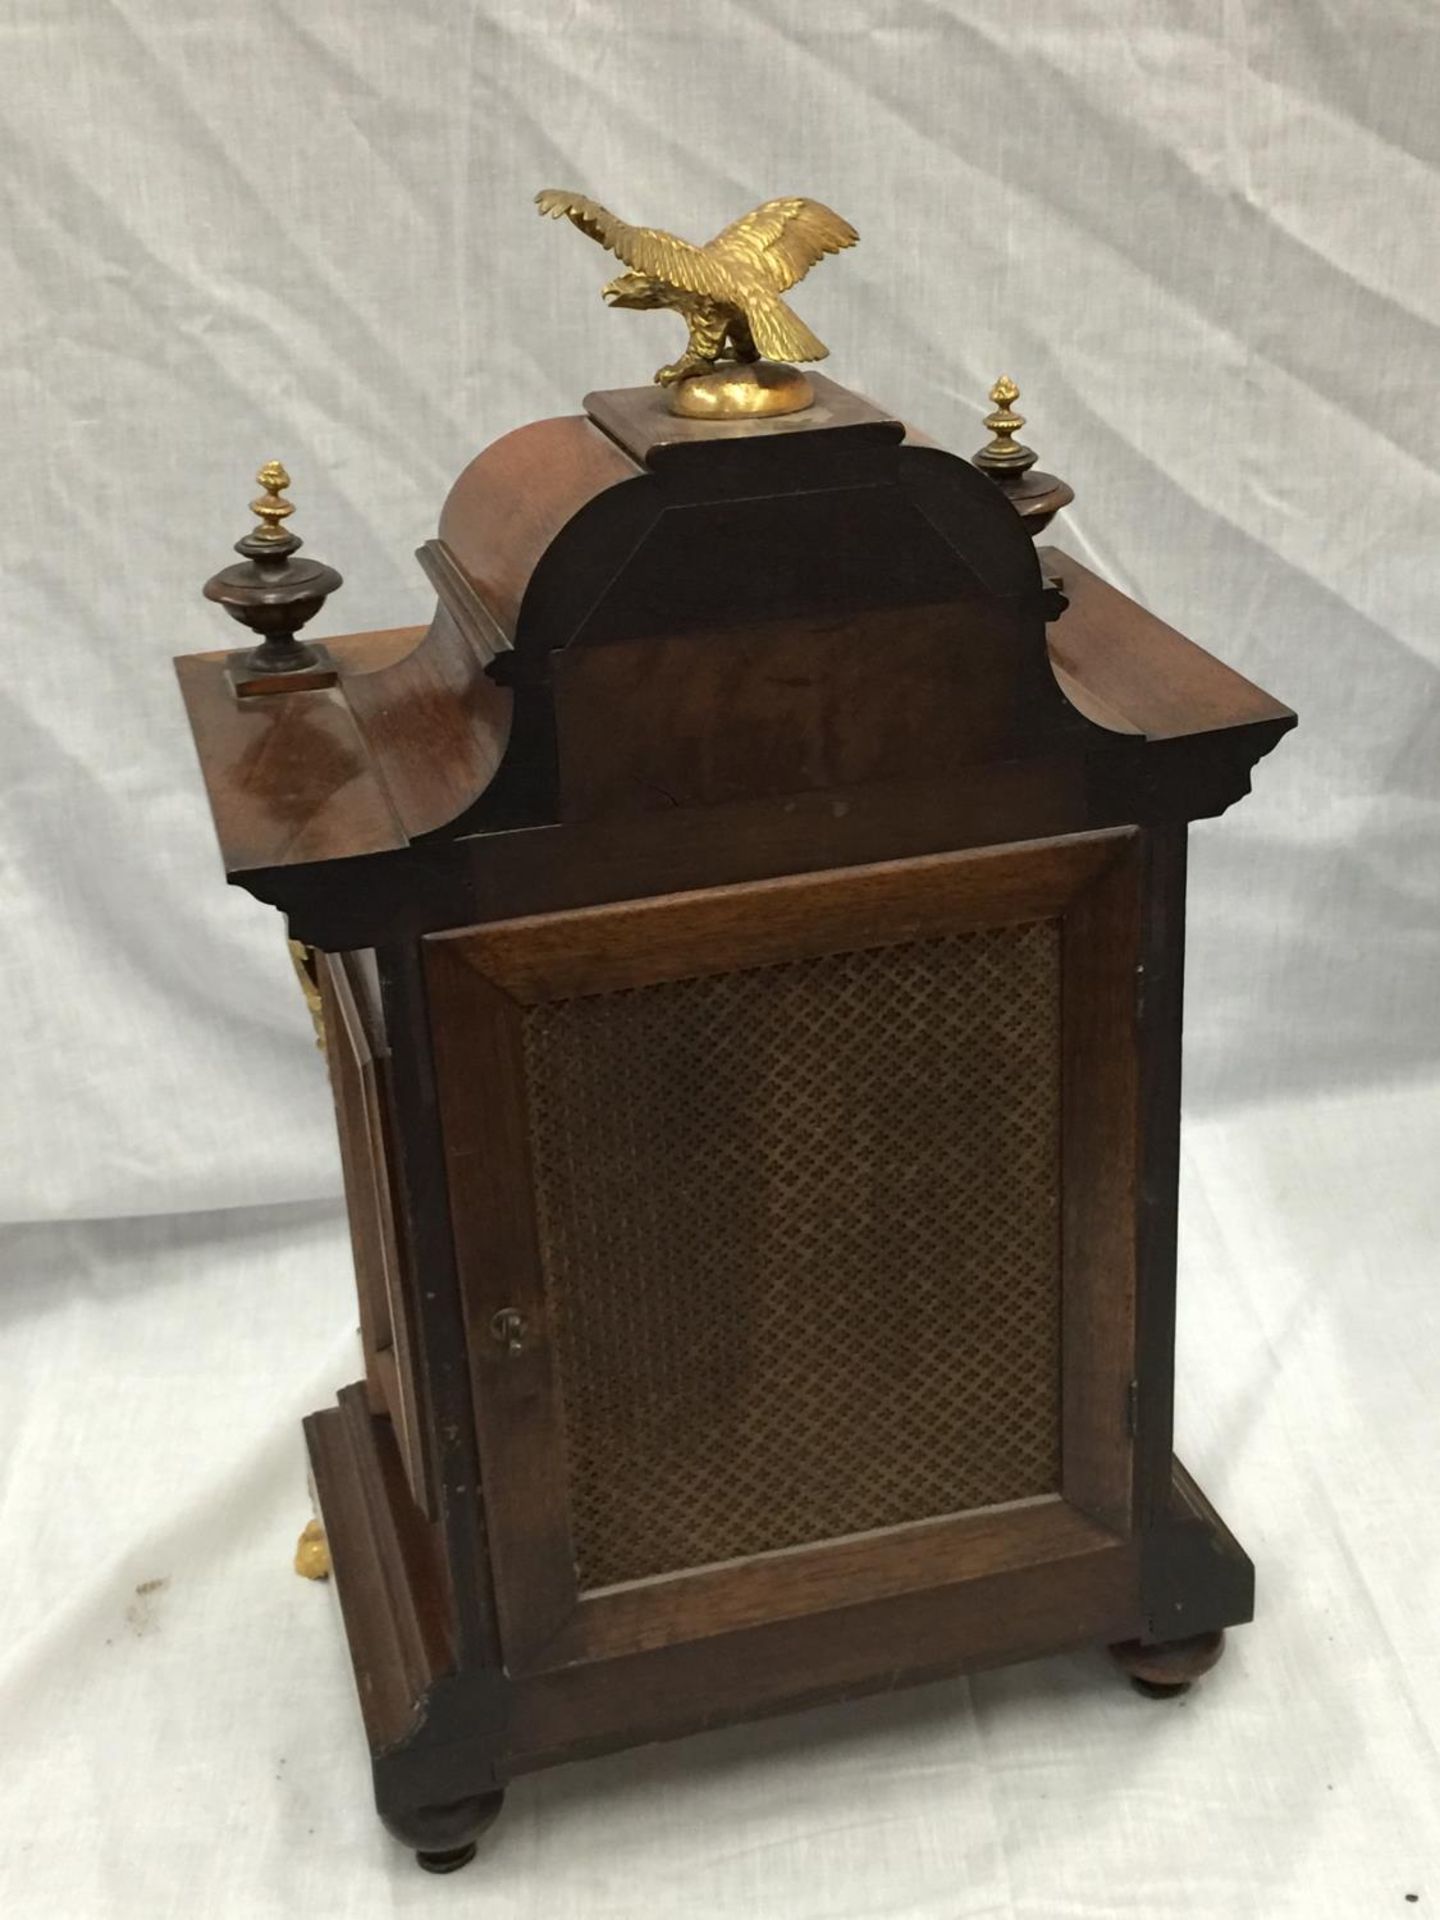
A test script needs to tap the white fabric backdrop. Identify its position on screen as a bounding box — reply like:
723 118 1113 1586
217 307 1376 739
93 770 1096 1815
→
1 3 1436 1914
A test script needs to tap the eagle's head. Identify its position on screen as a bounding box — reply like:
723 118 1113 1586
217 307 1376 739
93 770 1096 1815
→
602 271 667 310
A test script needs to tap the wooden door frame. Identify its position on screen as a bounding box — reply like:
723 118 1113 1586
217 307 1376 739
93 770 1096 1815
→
424 829 1143 1675
317 949 432 1514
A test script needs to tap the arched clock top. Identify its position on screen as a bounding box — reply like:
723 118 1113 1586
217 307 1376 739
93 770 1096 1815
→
179 374 1293 944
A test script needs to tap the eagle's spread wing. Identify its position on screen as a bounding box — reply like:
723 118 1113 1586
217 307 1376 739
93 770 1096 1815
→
706 198 858 294
535 189 727 296
743 294 829 364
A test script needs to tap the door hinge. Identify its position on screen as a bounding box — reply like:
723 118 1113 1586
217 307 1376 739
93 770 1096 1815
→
1125 1379 1140 1437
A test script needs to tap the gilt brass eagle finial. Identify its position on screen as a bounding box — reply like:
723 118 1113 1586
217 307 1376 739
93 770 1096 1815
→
535 189 858 418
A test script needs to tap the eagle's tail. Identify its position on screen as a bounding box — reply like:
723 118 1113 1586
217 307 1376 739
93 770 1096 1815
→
745 292 828 365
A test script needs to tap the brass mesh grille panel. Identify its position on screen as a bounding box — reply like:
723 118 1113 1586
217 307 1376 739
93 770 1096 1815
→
522 920 1062 1590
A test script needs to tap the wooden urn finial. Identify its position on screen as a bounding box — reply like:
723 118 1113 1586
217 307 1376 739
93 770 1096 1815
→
203 461 342 695
971 375 1075 539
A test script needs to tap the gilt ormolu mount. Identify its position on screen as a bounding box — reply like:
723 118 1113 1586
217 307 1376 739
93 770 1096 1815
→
536 187 858 415
180 196 1294 1872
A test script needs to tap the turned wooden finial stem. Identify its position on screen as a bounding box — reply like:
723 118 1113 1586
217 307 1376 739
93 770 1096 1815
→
202 461 342 694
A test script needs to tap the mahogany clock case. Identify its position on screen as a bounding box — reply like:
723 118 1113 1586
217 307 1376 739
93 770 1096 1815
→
178 373 1294 1868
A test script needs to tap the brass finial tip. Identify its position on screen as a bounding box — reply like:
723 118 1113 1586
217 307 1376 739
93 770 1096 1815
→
249 460 296 543
974 374 1037 475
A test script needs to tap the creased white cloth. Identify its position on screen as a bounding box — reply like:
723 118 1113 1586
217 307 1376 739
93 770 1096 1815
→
0 2 1437 1914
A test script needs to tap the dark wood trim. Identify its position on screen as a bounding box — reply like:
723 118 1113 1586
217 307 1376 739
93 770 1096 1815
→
375 943 501 1671
437 412 642 647
316 952 430 1508
240 722 1290 954
529 1497 1119 1671
415 538 512 671
418 952 578 1669
1139 1456 1255 1642
305 1387 512 1828
309 1405 1247 1791
176 528 1294 907
585 371 905 472
338 604 511 841
305 1380 1140 1787
317 955 390 1416
172 649 410 875
309 1392 1251 1777
1041 550 1293 739
1131 826 1189 1528
500 1529 1141 1773
432 829 1131 1002
1060 834 1143 1531
304 1386 455 1754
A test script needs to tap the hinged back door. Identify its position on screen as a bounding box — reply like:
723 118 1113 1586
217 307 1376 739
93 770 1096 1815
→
425 831 1142 1676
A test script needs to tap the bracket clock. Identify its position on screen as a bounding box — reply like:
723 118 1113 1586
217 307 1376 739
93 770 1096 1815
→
179 192 1295 1872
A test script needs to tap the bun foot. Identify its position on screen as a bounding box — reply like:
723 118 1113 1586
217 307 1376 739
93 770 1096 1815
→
381 1786 505 1872
417 1842 478 1875
1109 1629 1226 1698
